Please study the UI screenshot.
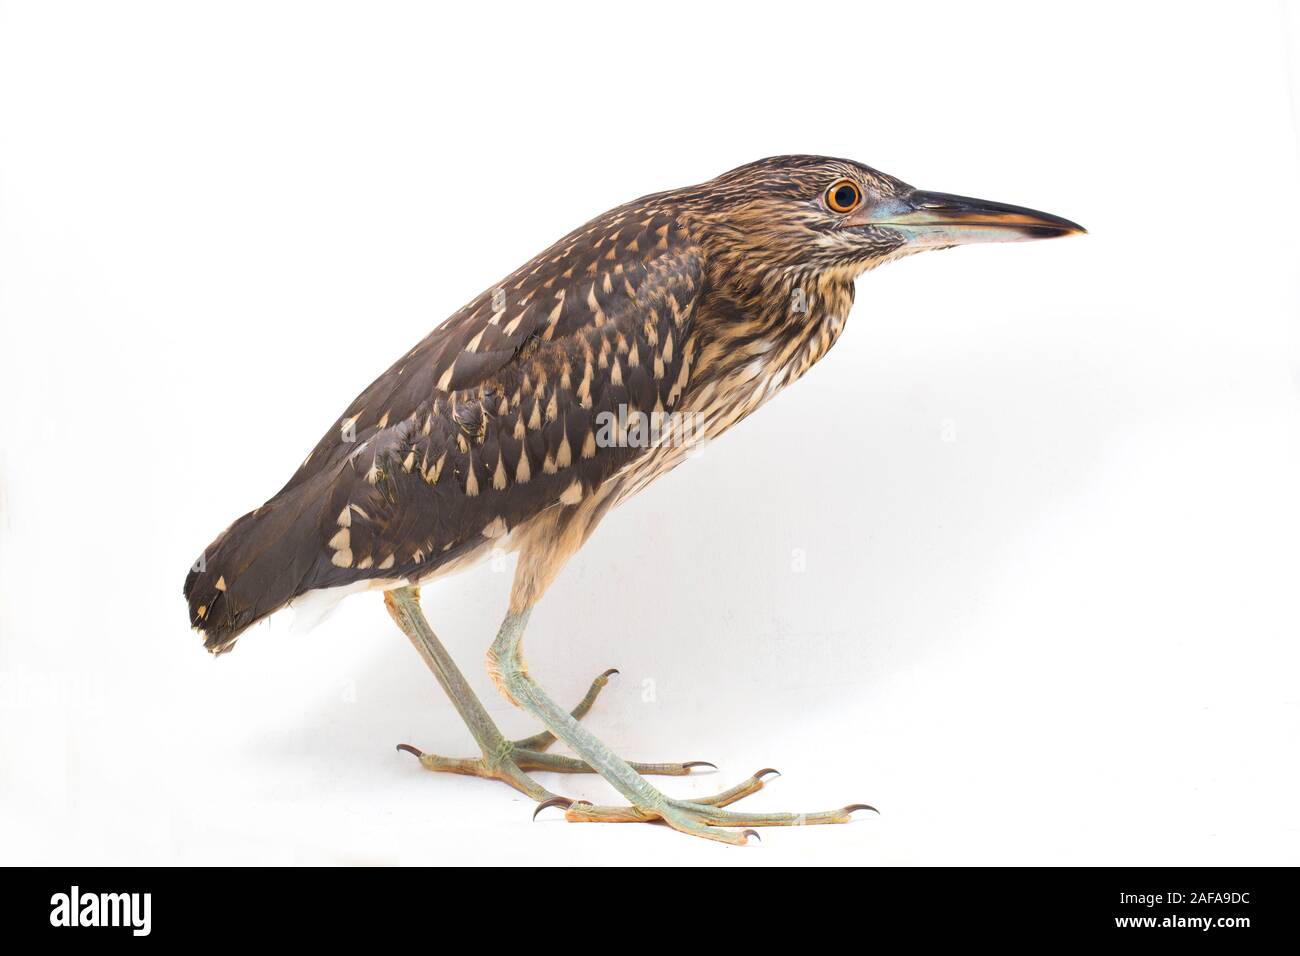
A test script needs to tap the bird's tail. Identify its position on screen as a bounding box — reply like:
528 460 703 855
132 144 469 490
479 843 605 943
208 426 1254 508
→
183 480 328 655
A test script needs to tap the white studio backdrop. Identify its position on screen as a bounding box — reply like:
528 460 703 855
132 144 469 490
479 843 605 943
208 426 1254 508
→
1 0 1298 865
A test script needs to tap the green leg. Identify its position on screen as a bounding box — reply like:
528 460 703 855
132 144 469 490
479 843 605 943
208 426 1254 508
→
489 608 875 844
384 588 713 800
511 668 616 753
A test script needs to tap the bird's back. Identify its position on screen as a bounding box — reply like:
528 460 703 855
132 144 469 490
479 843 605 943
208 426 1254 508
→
185 195 706 652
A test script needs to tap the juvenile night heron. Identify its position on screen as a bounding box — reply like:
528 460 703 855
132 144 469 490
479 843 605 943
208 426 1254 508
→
184 155 1082 844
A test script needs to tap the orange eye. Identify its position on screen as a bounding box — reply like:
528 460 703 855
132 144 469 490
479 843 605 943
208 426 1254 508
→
826 180 861 213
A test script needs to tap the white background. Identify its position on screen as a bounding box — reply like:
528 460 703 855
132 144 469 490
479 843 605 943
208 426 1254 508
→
2 0 1298 866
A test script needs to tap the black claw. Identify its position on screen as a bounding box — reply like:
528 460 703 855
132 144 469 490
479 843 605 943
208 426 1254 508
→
755 767 781 780
742 828 761 844
845 803 879 815
395 743 424 758
599 668 620 679
683 760 717 772
532 797 574 821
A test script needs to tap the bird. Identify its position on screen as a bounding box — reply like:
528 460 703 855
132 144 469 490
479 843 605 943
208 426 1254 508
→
184 155 1083 844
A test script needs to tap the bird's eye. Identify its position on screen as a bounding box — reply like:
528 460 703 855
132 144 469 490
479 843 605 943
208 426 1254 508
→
826 180 862 214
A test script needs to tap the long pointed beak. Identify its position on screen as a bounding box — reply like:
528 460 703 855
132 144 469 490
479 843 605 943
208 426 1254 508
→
859 189 1085 247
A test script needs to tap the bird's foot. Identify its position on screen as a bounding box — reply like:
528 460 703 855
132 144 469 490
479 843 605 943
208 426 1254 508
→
396 668 715 798
536 768 875 845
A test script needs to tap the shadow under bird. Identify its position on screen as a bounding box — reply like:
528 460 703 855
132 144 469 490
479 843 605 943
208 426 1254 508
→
184 155 1083 843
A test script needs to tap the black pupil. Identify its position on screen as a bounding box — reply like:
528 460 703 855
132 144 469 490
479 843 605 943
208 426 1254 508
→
833 184 857 209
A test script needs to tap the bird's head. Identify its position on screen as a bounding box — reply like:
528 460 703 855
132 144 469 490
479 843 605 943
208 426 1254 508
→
683 155 1084 296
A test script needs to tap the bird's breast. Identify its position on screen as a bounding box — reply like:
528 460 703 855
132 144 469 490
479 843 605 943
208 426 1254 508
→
603 303 849 509
687 303 849 441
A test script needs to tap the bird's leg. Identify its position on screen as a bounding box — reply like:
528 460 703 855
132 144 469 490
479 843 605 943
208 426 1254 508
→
383 587 707 798
488 607 873 844
510 666 617 753
385 586 553 799
508 673 713 774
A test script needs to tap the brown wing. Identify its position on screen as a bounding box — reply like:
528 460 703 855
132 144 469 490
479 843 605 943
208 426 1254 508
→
185 200 702 651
